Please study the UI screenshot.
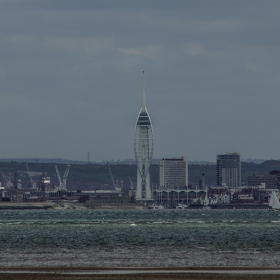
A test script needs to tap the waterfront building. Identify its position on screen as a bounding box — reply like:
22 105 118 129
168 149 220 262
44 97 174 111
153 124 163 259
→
216 153 241 187
248 172 280 189
134 72 153 200
159 157 188 188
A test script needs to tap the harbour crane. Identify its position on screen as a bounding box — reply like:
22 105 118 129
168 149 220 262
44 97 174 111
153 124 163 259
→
26 163 36 188
129 177 134 189
14 163 17 189
107 161 121 192
55 164 63 190
55 164 71 191
62 165 71 190
0 169 6 189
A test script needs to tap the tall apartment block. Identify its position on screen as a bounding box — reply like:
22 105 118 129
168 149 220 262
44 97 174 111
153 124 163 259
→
159 157 188 187
216 153 241 187
134 72 153 200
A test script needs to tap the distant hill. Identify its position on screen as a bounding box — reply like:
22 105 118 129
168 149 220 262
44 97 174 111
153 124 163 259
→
259 160 280 168
0 158 88 164
0 158 216 165
0 157 266 165
0 159 278 190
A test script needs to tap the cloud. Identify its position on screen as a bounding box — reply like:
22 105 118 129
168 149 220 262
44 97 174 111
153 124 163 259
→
0 0 279 161
118 45 164 61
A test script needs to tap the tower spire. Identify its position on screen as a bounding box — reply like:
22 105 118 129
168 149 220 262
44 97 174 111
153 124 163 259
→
134 71 153 201
142 71 146 108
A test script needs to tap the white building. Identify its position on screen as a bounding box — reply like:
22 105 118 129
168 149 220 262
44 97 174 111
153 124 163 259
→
159 157 188 188
134 72 153 200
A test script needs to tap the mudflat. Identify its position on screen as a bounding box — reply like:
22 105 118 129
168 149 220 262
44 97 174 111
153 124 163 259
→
1 268 280 280
1 273 280 280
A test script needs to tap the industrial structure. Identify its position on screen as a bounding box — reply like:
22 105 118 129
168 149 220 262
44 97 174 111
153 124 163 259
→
134 71 153 200
107 161 121 192
216 153 241 187
26 163 36 188
159 157 188 188
55 164 71 191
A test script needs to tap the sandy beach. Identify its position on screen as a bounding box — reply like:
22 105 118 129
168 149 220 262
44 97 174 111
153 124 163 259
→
2 268 280 280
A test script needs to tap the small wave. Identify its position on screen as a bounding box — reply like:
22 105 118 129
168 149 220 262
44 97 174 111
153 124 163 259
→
6 222 22 225
218 250 235 253
152 221 173 224
271 220 280 223
221 220 236 223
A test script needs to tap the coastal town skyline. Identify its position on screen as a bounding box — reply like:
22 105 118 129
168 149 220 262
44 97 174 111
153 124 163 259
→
1 2 280 273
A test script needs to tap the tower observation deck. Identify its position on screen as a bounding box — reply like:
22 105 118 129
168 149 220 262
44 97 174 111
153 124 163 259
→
134 71 154 200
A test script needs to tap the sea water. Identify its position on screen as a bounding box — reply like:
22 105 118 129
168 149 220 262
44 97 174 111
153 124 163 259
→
0 209 280 268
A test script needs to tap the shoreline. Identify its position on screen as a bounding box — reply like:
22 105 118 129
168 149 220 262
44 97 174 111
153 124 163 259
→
1 267 280 280
1 266 280 271
0 202 87 210
0 201 271 210
0 201 145 210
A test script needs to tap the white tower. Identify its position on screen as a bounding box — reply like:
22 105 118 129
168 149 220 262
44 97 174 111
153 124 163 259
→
134 71 154 200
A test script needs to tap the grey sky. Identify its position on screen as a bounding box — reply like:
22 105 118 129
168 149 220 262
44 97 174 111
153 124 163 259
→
0 0 279 162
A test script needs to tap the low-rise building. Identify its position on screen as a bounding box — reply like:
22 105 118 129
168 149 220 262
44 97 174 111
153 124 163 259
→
248 174 278 189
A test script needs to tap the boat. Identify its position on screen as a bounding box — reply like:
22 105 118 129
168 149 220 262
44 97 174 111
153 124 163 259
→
148 203 164 209
203 201 211 210
269 191 280 210
203 182 211 210
176 203 188 209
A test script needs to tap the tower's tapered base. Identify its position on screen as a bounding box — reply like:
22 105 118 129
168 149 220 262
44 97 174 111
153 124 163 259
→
134 72 154 201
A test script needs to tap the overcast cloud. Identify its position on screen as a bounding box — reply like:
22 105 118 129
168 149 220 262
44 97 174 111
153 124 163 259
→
0 0 279 162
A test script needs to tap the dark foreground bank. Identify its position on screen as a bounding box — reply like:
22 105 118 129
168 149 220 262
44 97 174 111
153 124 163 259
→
0 273 279 280
2 268 280 280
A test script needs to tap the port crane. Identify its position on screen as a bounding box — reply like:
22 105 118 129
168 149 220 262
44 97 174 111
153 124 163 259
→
129 177 135 189
107 161 121 192
0 169 6 189
26 163 36 188
55 164 71 191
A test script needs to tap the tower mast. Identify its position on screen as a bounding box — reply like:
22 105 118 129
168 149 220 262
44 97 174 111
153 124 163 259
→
134 71 154 200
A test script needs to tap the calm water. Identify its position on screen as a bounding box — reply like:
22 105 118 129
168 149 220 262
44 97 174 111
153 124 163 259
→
1 209 280 268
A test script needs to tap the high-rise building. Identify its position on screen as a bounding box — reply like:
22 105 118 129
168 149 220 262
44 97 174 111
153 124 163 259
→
159 157 188 187
216 153 241 187
134 72 153 200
